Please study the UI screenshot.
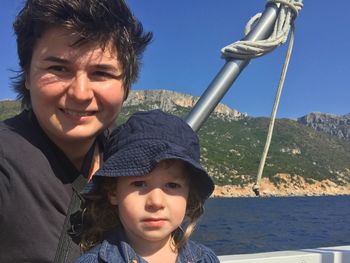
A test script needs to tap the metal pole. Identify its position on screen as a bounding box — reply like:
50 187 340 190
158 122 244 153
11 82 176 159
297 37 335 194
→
185 3 280 131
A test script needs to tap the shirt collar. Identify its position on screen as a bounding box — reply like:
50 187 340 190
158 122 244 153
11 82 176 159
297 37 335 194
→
97 227 203 263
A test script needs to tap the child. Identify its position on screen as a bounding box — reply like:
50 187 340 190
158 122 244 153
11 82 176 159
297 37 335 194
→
75 110 219 263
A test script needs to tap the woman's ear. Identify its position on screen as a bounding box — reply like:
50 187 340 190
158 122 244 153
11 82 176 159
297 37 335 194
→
25 73 31 90
108 190 119 205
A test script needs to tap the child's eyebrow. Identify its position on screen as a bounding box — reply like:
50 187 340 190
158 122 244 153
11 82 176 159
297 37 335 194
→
126 176 147 181
168 174 188 181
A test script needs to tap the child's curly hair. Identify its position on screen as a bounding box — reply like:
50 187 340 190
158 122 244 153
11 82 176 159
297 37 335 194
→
80 162 204 252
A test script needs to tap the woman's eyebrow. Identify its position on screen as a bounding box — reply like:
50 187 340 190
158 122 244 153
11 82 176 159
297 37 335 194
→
94 64 120 72
43 56 70 64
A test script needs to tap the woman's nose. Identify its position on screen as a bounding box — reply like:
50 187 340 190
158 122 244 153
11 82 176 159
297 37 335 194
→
145 188 165 211
67 72 93 102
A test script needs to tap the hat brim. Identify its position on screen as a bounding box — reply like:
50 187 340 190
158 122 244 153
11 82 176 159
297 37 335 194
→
84 140 214 201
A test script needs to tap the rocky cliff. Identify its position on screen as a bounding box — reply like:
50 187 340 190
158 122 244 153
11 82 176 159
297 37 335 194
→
298 112 350 141
212 173 350 197
124 89 247 120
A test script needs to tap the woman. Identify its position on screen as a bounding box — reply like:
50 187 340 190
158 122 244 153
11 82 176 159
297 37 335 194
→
0 0 152 262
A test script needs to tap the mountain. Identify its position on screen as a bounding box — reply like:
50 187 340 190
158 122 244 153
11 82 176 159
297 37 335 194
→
124 89 247 120
120 90 350 196
1 90 349 196
0 100 21 120
298 112 350 141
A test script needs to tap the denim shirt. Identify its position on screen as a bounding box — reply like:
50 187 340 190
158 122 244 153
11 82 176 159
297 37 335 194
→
75 227 219 263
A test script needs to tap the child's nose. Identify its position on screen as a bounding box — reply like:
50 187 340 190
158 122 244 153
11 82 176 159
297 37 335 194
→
145 188 165 211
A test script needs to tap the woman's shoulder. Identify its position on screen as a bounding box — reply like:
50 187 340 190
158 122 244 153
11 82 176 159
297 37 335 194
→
0 111 36 162
180 240 220 263
0 111 47 161
0 110 39 147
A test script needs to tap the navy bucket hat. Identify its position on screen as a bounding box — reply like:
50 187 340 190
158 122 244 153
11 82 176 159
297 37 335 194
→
86 109 214 201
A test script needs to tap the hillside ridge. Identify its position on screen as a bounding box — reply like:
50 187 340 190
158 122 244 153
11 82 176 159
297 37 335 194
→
124 89 247 120
1 90 349 197
298 112 350 141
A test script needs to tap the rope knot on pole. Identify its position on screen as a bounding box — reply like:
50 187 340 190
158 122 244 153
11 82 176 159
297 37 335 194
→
221 0 303 60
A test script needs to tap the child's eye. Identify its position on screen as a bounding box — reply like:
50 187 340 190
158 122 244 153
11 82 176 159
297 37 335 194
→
165 182 181 189
131 181 146 188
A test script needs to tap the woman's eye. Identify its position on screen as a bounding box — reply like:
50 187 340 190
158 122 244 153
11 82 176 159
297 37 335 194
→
47 65 68 73
131 181 146 188
93 71 121 79
94 71 111 77
92 70 123 80
166 182 181 189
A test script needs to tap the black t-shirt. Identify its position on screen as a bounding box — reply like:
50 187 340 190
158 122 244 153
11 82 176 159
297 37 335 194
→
0 110 106 263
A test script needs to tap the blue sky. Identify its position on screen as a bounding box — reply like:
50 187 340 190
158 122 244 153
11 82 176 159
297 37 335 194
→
0 1 349 118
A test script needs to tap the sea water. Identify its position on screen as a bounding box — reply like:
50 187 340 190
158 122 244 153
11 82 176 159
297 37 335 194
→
192 195 350 256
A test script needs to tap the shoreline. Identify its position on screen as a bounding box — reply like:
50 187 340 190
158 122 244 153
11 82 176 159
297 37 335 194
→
211 176 350 198
211 191 350 198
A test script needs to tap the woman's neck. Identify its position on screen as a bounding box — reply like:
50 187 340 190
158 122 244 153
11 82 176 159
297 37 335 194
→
60 139 94 169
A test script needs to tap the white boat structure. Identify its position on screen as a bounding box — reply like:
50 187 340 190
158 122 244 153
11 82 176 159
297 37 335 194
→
185 1 350 262
218 245 350 263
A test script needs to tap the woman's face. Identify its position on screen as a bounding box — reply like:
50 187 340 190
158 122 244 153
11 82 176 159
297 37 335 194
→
27 27 125 149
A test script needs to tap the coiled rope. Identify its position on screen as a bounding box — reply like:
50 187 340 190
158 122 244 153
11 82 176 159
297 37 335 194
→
221 0 303 196
221 0 303 60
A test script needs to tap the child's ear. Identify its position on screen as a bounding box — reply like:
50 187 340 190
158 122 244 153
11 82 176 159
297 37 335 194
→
108 190 119 205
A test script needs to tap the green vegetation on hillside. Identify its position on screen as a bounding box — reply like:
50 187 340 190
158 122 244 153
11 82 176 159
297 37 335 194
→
0 100 21 121
1 100 349 186
116 104 350 186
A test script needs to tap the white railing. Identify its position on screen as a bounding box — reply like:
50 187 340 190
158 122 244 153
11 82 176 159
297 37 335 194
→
218 245 350 263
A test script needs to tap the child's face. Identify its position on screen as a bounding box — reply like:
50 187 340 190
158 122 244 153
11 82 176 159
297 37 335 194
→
108 160 189 250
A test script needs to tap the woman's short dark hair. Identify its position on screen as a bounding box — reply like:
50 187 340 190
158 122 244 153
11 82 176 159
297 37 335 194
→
13 0 152 108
